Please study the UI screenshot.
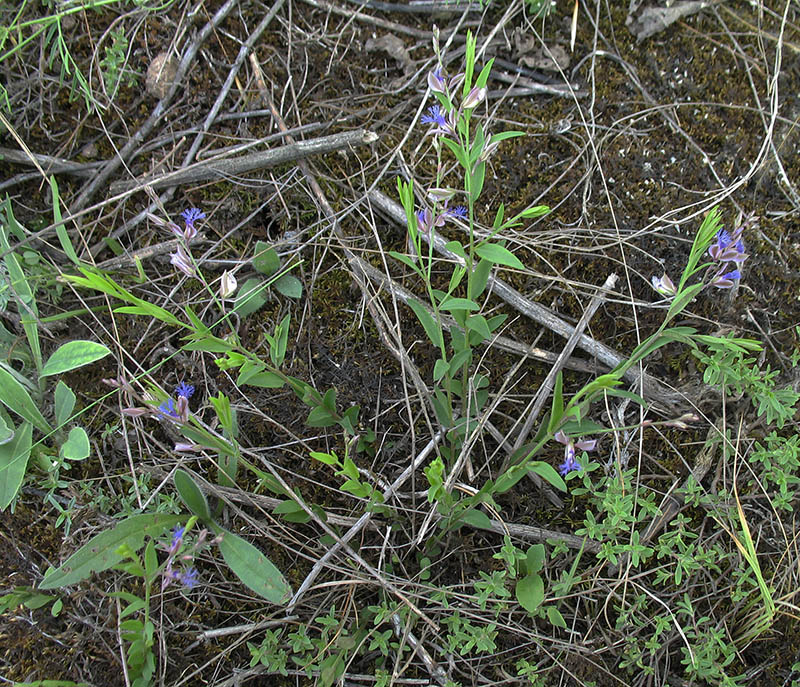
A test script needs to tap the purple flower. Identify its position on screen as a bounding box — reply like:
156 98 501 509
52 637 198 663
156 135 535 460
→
175 381 195 399
415 207 445 235
427 66 464 96
462 86 486 110
708 229 747 263
421 104 447 127
554 431 597 477
711 268 742 289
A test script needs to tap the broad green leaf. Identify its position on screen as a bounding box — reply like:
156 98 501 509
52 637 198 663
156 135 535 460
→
54 381 76 427
60 426 90 461
523 544 546 575
516 572 544 613
42 340 111 377
470 259 493 300
39 513 183 589
174 469 211 521
444 240 467 260
0 365 50 433
307 405 337 427
252 241 280 276
407 298 443 349
465 314 491 341
215 527 292 604
234 278 268 317
475 242 525 270
274 274 302 299
238 369 284 389
310 450 339 466
0 420 31 509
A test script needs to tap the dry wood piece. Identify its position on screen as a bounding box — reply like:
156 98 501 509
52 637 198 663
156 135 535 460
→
109 129 378 193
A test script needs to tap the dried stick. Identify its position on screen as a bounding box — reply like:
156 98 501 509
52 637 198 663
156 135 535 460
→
71 0 239 212
510 273 619 457
108 130 377 193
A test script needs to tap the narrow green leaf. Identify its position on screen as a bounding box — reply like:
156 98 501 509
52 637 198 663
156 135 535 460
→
50 176 80 265
174 469 211 521
438 297 479 312
407 298 443 349
39 513 184 589
388 251 423 276
0 420 32 510
0 365 51 433
238 369 285 389
54 381 76 428
41 340 111 377
60 426 90 461
215 527 292 604
528 461 567 492
475 243 525 270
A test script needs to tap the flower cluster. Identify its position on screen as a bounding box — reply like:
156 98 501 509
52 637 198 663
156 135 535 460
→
554 431 597 477
162 525 202 591
707 224 748 289
147 206 205 278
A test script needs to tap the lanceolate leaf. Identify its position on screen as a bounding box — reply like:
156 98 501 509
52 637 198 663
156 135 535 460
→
475 242 525 270
0 420 32 510
174 469 211 521
0 364 51 433
214 526 293 604
39 513 184 589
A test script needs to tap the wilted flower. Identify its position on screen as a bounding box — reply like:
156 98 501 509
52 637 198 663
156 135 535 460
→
416 207 445 235
179 567 199 589
220 271 237 299
651 273 677 297
170 244 195 278
554 430 597 477
462 86 486 110
427 66 464 96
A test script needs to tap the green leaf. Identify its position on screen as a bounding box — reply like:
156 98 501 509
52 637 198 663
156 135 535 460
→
528 461 567 492
388 251 422 276
438 297 479 312
0 364 51 433
470 259 493 300
39 513 184 589
475 57 494 89
0 414 12 445
54 381 76 428
238 369 285 388
252 241 280 276
50 176 80 265
471 161 486 200
0 420 32 510
547 605 567 628
60 426 90 461
174 469 212 521
274 274 302 299
523 544 545 575
444 240 467 260
41 340 111 377
516 572 544 613
457 508 493 531
433 358 449 382
465 313 491 341
215 527 292 604
272 499 311 524
310 451 339 466
234 278 268 317
307 405 337 427
475 243 525 270
407 298 443 349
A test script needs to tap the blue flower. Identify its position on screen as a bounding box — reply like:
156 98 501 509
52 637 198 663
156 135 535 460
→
175 381 195 399
708 228 747 263
171 526 185 548
421 104 447 127
446 205 468 219
181 207 206 228
179 567 199 589
711 268 742 289
558 454 582 477
159 398 180 418
554 431 596 477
